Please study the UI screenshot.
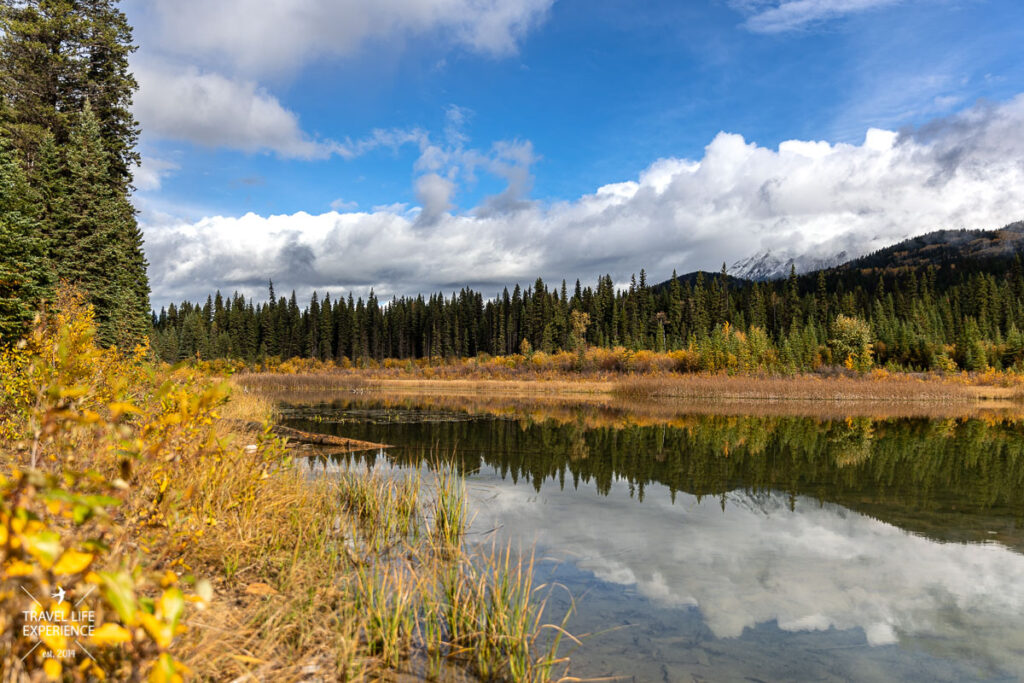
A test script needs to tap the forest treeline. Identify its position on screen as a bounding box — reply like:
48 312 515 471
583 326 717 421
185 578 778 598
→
0 0 149 347
151 259 1024 373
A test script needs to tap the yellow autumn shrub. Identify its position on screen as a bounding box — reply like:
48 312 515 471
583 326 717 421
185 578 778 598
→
1 289 213 681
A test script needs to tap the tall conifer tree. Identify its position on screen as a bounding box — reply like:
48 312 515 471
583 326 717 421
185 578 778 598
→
0 140 50 342
0 0 148 346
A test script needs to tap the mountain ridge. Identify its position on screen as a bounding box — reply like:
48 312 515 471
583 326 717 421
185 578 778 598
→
667 220 1024 288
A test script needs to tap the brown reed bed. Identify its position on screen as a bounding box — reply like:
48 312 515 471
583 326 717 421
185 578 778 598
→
256 385 1024 426
609 373 988 402
234 366 1024 422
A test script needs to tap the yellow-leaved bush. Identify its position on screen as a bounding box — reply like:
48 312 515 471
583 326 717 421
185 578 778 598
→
1 289 224 681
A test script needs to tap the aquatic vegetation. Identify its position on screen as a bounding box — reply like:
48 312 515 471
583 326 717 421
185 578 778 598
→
430 461 469 554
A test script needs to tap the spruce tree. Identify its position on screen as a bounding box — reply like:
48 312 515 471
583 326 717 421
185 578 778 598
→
1 0 138 186
0 140 50 343
1 0 148 347
54 103 149 346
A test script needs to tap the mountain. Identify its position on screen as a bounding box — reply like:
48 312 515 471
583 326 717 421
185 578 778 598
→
728 220 1024 280
658 219 1024 291
657 270 752 290
837 221 1024 273
730 249 848 281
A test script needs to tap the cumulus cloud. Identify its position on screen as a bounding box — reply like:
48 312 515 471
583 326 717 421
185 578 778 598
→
732 0 904 33
134 0 554 76
473 140 538 215
133 63 430 158
142 96 1024 306
133 65 334 158
414 173 457 224
125 0 550 158
464 474 1024 678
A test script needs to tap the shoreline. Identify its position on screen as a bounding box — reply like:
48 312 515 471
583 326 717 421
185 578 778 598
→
236 370 1024 403
241 371 1024 422
1 303 570 681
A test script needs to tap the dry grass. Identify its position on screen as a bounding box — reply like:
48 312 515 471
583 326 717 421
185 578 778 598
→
610 373 975 402
249 384 1024 427
217 382 278 422
0 296 575 682
151 411 576 681
234 366 1024 423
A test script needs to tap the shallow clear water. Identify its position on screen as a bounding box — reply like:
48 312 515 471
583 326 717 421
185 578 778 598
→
287 400 1024 682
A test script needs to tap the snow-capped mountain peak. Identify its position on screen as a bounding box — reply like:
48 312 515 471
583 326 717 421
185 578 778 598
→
729 249 848 280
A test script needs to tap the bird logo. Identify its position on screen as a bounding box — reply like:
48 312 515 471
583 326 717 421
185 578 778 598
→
50 586 66 604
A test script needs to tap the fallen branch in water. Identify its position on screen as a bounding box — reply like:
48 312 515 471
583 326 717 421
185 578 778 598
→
229 419 390 451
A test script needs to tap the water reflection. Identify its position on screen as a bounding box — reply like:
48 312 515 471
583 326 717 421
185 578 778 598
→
290 403 1024 548
293 400 1024 681
466 477 1024 678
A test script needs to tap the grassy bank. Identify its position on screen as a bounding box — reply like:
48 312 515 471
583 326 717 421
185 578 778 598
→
235 366 1023 406
0 295 572 681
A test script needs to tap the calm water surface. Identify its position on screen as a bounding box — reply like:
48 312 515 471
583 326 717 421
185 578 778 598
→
286 399 1024 682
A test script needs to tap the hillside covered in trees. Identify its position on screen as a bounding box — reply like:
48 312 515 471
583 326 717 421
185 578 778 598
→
151 221 1024 373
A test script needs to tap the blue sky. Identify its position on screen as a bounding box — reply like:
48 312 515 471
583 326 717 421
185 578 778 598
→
123 0 1024 306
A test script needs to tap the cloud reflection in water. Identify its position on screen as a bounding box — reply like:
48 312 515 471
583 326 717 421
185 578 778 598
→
467 473 1024 676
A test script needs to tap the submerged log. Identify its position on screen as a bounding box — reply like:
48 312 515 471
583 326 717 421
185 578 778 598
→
230 420 390 452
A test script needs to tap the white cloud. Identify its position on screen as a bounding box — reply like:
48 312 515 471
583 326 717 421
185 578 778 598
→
133 63 429 158
131 156 179 191
133 65 334 159
142 96 1024 306
126 1 547 162
733 0 904 34
473 140 538 215
133 0 554 77
414 173 457 224
330 198 359 212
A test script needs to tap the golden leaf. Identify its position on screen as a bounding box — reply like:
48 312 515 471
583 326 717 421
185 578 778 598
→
91 623 132 646
138 612 173 649
4 559 34 577
40 627 67 655
43 658 62 681
53 549 94 575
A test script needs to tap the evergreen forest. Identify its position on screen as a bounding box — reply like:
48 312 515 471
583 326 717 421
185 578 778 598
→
150 254 1024 373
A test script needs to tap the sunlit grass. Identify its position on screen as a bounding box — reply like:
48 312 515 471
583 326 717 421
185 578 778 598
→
0 289 577 681
430 460 468 555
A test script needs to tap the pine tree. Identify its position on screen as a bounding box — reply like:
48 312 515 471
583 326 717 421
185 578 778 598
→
0 0 139 186
52 103 148 346
1 0 148 346
0 1 88 165
0 140 50 342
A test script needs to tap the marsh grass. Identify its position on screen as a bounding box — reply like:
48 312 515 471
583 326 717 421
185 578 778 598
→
430 460 469 555
610 372 977 403
172 441 575 681
454 545 576 682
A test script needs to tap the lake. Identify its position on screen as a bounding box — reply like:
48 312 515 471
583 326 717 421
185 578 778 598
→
283 395 1024 682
